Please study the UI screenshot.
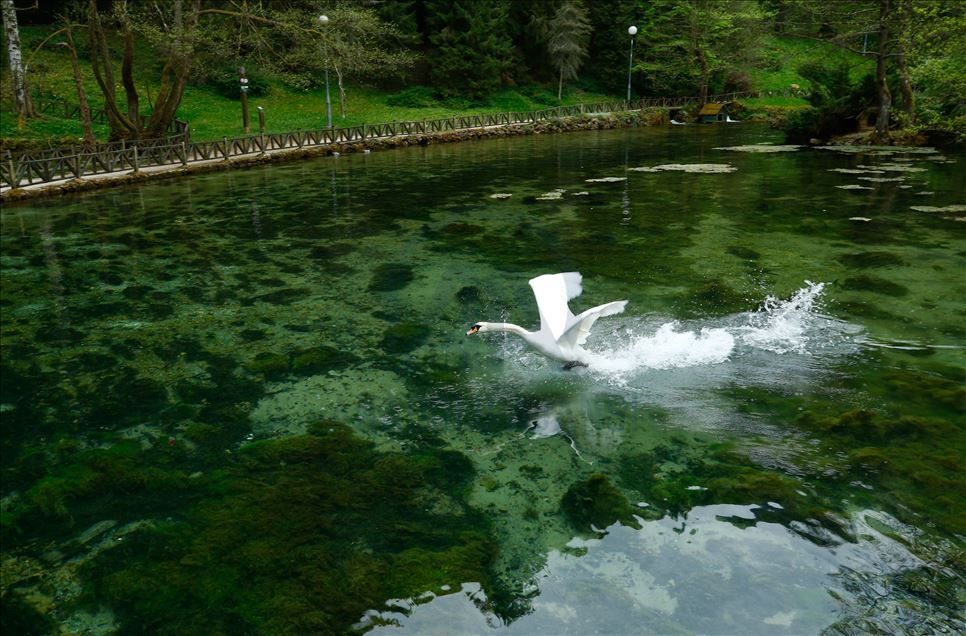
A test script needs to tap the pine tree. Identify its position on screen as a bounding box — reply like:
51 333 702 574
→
426 0 514 100
547 0 592 99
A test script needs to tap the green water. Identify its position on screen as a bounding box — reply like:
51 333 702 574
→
1 125 963 635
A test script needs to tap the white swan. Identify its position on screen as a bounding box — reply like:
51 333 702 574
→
466 272 627 367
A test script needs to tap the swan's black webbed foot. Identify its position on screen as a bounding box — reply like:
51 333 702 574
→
563 361 588 371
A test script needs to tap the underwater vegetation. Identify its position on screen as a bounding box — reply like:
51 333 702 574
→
76 422 495 635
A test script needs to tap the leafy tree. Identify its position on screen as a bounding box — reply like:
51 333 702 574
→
425 0 514 100
783 61 876 142
894 0 965 129
546 0 592 100
778 0 964 137
74 1 411 139
641 0 768 103
583 0 639 94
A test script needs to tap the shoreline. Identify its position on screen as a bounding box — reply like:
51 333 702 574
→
1 110 668 203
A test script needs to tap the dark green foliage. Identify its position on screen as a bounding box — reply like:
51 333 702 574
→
561 474 640 533
386 86 440 108
81 423 494 635
723 70 753 93
784 63 876 142
426 0 515 99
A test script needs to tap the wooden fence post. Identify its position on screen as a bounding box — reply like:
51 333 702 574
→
222 137 230 160
181 141 188 166
132 146 140 173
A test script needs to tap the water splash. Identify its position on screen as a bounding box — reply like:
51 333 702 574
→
582 281 831 380
739 281 827 354
586 324 735 375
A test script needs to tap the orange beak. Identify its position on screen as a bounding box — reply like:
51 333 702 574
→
466 325 480 336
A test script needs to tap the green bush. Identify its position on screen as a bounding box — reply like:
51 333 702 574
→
206 65 272 100
385 86 439 108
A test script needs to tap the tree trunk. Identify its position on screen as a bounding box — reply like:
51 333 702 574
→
88 0 139 139
1 0 35 123
896 46 914 122
122 29 141 130
64 26 95 149
334 63 346 118
874 0 892 138
697 48 709 106
558 66 563 101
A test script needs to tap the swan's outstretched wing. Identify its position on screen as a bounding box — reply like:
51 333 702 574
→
529 272 582 340
558 300 627 350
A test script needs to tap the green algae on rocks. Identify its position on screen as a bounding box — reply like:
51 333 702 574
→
79 422 496 635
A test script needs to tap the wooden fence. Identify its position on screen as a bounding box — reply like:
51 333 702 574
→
2 89 807 190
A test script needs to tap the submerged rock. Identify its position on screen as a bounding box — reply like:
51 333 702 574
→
368 263 415 292
561 474 640 533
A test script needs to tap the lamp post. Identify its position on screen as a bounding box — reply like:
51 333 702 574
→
318 14 333 129
239 66 250 134
627 25 638 103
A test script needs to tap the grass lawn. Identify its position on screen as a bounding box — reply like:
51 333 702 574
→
747 34 875 92
2 26 870 148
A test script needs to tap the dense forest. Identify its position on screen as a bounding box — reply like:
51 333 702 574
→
2 0 963 143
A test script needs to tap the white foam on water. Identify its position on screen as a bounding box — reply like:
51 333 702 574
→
586 323 735 376
738 280 827 354
580 281 833 383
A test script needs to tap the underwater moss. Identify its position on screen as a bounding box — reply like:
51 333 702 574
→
838 251 906 269
561 474 640 533
456 285 482 304
379 323 430 355
245 352 290 379
368 263 414 292
679 279 750 317
841 275 909 297
290 346 359 376
0 591 55 635
726 246 760 260
80 422 496 636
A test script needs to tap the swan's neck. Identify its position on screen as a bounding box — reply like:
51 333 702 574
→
481 322 530 338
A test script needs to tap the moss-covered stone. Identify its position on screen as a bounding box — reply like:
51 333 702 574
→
838 251 906 269
79 422 495 636
290 346 358 376
368 263 414 292
841 275 909 296
245 352 290 378
379 323 429 355
561 474 640 533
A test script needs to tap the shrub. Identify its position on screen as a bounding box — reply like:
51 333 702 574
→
206 65 271 100
385 86 439 108
723 70 753 94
